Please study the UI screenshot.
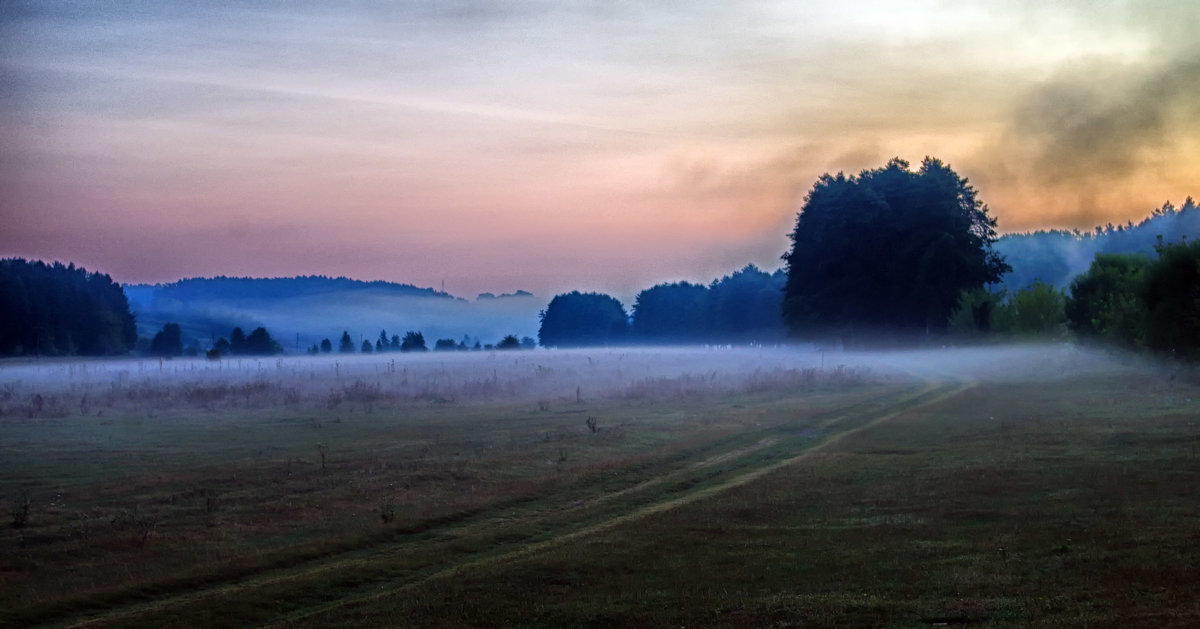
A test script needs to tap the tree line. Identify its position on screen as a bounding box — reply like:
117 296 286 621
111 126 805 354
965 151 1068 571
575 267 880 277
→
536 265 786 348
304 330 537 354
6 157 1194 360
943 238 1200 358
995 197 1198 290
537 157 1197 359
0 258 137 356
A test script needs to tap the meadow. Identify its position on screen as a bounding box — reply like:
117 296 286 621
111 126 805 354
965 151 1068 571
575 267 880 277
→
1 345 1197 627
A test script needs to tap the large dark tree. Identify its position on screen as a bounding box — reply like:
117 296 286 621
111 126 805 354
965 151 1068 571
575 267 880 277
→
0 258 137 356
631 282 710 342
538 291 628 348
782 157 1009 342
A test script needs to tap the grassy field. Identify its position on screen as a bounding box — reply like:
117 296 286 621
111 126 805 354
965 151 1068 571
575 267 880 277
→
1 345 1198 627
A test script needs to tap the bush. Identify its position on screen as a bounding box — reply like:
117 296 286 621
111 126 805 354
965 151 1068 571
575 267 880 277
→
994 281 1066 337
1066 253 1150 347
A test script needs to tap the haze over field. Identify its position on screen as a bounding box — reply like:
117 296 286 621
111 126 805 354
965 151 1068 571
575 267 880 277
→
3 1 1198 297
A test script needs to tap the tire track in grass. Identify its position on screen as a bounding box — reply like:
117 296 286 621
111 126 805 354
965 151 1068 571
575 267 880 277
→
265 375 975 628
53 376 970 629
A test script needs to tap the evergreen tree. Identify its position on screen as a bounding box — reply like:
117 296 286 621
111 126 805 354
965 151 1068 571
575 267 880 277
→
230 327 247 355
339 330 354 353
0 258 137 356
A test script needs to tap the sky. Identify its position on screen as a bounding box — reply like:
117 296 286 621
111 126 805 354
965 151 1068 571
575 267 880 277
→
1 1 1197 299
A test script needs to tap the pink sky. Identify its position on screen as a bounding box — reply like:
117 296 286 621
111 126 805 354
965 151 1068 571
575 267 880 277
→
2 1 1198 298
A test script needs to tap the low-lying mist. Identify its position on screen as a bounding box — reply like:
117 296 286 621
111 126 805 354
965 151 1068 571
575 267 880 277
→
0 344 1161 421
126 285 545 351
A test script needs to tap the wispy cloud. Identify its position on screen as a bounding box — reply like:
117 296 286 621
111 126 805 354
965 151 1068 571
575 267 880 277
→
2 1 1199 294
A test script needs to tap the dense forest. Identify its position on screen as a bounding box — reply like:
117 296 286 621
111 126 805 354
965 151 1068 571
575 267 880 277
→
0 258 137 356
995 197 1198 290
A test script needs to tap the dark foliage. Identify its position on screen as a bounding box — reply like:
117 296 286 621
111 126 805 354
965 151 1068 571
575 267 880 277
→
0 258 137 356
496 335 521 350
631 282 710 342
400 331 427 352
538 292 628 348
1141 239 1200 358
1063 240 1200 359
230 327 247 354
338 331 354 353
149 323 183 357
1065 253 1150 346
630 265 787 344
997 197 1198 290
782 157 1008 342
243 326 283 355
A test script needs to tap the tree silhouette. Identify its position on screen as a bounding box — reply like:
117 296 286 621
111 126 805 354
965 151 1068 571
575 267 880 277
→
0 258 136 356
320 338 332 353
230 327 247 355
400 331 427 352
149 323 183 357
243 326 282 355
1066 253 1150 347
1141 239 1200 357
782 157 1008 343
632 282 709 342
538 292 629 348
338 331 354 353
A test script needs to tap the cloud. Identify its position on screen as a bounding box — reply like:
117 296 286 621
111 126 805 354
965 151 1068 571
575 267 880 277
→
1006 53 1200 185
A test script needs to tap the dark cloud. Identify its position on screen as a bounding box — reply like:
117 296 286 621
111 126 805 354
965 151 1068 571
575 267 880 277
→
1006 52 1200 185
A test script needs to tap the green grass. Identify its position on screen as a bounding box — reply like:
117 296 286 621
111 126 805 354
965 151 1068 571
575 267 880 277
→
2 347 1198 627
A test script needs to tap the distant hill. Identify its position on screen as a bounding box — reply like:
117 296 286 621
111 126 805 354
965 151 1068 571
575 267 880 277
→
126 275 454 304
996 197 1198 290
125 276 540 352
